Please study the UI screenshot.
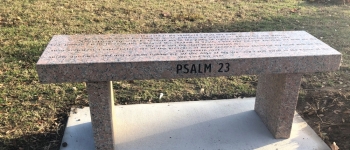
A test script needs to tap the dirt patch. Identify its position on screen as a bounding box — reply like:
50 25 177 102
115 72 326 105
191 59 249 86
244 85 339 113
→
297 76 350 149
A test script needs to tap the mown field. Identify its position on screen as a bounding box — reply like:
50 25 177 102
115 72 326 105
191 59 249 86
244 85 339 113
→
1 0 350 149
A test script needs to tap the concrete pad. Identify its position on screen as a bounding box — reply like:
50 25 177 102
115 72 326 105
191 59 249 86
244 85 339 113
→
60 98 330 150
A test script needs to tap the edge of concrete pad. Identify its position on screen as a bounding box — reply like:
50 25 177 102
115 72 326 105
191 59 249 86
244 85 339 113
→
60 98 330 150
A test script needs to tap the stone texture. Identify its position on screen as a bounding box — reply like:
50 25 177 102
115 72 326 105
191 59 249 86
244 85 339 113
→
254 73 302 138
35 31 342 148
86 81 116 149
36 31 341 83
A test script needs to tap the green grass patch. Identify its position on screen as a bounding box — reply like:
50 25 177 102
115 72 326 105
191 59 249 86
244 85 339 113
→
1 0 350 149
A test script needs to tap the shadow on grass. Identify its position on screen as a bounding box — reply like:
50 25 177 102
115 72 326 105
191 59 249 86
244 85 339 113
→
302 0 349 6
0 131 64 150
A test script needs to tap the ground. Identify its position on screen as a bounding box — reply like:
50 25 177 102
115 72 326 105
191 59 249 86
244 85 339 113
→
0 0 350 149
297 72 350 149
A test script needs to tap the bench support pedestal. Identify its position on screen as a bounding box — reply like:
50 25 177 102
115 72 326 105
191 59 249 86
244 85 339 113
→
255 73 302 138
85 74 303 150
87 81 116 149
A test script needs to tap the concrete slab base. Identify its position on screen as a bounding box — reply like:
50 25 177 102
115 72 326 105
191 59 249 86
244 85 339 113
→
60 98 330 150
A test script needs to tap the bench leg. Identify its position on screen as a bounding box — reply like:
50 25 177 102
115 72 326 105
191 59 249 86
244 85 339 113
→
254 73 302 139
87 81 116 149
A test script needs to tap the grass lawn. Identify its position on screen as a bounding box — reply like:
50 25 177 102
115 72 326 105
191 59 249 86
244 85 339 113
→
1 0 350 149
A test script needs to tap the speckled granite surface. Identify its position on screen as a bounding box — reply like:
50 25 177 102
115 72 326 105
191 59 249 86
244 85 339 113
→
255 73 302 138
36 31 341 149
86 81 116 149
36 31 341 83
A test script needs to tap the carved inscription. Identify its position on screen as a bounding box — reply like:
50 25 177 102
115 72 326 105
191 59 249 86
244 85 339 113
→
41 32 334 75
176 64 212 74
176 62 231 74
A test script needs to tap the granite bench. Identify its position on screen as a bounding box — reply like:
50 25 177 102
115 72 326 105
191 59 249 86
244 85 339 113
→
36 31 341 150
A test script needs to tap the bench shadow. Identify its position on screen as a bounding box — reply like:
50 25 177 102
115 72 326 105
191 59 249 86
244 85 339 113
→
60 120 95 150
0 131 63 150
